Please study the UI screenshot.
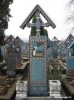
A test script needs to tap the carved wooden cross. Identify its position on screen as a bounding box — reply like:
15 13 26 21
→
27 10 49 36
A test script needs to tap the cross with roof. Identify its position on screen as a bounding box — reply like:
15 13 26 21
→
27 10 50 36
20 5 56 36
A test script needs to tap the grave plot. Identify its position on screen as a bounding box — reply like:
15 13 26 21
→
61 41 74 97
62 75 74 97
0 75 24 100
20 4 56 96
2 36 29 74
0 77 15 95
2 60 29 75
1 3 72 99
20 4 69 98
0 56 29 100
47 59 67 97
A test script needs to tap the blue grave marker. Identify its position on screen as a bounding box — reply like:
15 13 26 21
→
67 41 74 75
29 36 47 96
20 5 56 96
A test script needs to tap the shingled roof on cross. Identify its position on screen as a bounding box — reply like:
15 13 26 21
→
20 5 56 29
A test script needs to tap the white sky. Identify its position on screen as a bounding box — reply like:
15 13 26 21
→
5 0 72 41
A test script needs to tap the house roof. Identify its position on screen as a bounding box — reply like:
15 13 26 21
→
20 5 56 29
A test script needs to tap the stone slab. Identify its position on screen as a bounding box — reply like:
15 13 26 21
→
3 61 29 70
2 61 29 74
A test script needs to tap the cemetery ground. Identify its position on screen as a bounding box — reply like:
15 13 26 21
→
0 58 29 100
48 59 66 96
48 58 74 99
0 57 73 99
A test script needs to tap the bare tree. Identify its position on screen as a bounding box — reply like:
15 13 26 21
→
66 0 74 33
69 0 74 5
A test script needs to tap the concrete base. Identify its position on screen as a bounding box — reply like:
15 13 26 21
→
15 97 64 100
49 93 61 98
16 92 27 99
49 80 61 93
16 81 28 99
2 61 29 74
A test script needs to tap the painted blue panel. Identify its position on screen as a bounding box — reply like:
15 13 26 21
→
31 40 45 57
67 57 74 69
31 60 45 82
29 36 47 96
66 56 74 75
29 84 47 96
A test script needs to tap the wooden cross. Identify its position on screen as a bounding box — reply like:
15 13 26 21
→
27 10 49 36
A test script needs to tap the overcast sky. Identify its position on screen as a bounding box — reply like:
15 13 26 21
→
5 0 72 41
